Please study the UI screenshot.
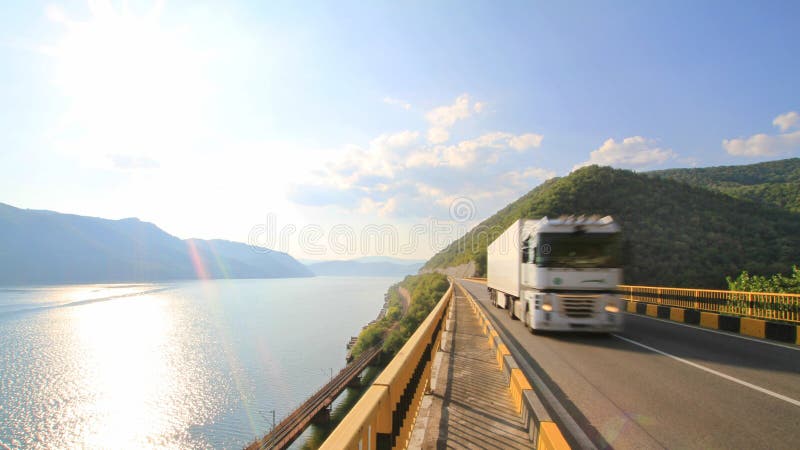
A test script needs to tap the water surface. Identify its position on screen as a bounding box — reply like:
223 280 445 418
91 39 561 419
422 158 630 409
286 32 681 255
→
0 277 394 449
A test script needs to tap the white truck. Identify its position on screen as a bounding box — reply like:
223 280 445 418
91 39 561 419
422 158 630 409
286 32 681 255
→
487 216 623 332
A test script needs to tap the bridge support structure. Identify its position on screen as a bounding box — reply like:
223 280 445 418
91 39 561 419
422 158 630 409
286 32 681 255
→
311 405 331 425
347 374 362 388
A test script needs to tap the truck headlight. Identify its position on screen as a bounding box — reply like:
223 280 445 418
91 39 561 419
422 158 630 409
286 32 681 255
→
542 299 553 312
604 303 619 313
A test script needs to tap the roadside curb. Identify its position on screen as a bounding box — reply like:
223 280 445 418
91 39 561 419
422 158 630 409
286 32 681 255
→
623 300 800 345
456 282 571 450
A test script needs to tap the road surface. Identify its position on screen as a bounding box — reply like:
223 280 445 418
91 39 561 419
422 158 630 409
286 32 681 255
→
458 279 800 450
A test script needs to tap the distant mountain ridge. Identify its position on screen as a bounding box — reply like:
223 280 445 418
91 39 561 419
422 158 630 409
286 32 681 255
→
351 256 426 265
0 203 312 285
307 259 422 277
422 159 800 288
299 256 425 265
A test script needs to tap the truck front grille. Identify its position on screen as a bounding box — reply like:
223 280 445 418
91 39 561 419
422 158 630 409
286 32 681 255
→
561 297 596 318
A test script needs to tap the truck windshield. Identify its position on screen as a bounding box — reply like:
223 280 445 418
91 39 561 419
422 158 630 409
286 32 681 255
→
535 233 621 268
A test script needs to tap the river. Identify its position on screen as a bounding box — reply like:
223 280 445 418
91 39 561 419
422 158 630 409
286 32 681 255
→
0 276 396 449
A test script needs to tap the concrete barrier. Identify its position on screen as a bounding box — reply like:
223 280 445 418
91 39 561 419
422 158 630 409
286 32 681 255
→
456 283 572 449
539 422 571 450
622 300 798 345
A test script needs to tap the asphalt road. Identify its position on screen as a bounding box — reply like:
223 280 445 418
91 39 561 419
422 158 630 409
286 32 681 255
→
458 279 800 450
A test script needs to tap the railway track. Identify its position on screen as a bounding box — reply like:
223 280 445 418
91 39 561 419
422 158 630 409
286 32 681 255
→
249 346 382 450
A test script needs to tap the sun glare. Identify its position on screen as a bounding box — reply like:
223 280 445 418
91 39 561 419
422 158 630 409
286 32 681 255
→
70 294 176 447
44 1 212 166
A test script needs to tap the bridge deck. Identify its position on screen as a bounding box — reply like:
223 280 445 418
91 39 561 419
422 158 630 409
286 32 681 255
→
458 279 800 449
410 287 530 449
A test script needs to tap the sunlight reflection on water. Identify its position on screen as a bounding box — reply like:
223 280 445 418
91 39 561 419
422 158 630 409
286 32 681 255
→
0 277 393 449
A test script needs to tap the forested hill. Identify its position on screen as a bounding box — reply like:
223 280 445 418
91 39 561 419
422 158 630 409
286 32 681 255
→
422 164 800 288
649 158 800 213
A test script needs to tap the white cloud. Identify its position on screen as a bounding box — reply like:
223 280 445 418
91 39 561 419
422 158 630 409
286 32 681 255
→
415 183 445 200
424 94 484 143
358 197 397 217
574 136 676 170
426 94 473 128
723 131 800 157
289 95 550 220
383 97 411 110
427 127 449 144
405 149 440 168
323 130 420 183
724 111 800 157
406 132 544 169
370 130 419 150
441 142 480 168
292 131 549 218
773 111 799 132
509 133 544 151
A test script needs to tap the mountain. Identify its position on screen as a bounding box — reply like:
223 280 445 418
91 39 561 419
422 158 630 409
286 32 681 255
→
649 158 800 213
351 256 426 265
0 202 312 285
422 163 800 288
184 239 313 279
297 256 425 265
308 260 422 277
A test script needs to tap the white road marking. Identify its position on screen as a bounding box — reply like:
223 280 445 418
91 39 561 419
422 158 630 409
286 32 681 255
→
623 312 800 351
612 334 800 408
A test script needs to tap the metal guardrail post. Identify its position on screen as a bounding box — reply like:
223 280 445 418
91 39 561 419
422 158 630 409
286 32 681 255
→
620 284 800 325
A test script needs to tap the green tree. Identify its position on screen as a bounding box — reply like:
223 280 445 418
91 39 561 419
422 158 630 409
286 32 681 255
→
727 266 800 294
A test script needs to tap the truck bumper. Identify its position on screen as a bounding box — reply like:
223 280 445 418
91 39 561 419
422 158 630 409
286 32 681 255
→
531 311 624 332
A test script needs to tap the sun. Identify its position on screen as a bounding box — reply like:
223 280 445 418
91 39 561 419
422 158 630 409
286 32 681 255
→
43 1 212 167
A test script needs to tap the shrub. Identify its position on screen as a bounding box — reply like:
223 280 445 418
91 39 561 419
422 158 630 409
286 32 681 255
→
726 266 800 294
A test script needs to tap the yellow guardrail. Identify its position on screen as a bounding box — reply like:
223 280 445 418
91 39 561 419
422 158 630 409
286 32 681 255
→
620 285 800 325
463 276 487 283
320 284 453 450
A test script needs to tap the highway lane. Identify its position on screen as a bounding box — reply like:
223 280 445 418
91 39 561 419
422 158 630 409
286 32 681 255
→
458 279 800 450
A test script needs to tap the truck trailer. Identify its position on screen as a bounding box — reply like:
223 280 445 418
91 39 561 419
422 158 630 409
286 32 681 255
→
487 216 623 332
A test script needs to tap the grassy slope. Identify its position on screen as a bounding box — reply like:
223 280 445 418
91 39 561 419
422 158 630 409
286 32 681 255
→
423 164 800 288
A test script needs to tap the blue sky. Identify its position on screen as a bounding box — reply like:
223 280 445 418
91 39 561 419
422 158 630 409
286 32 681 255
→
1 1 798 259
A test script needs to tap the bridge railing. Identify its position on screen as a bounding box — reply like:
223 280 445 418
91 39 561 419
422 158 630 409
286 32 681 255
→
320 283 454 450
620 285 800 324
